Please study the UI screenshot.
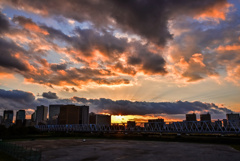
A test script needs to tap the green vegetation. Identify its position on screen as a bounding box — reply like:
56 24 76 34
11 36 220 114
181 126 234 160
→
0 151 17 161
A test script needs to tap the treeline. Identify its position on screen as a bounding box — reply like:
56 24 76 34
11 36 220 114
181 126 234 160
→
0 125 40 139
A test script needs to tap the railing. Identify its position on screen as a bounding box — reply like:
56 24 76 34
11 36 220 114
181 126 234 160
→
35 121 240 134
0 141 41 161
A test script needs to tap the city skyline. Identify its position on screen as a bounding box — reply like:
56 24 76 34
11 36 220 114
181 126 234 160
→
0 0 240 122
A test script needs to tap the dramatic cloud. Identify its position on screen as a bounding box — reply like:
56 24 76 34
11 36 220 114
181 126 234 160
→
0 88 233 117
0 38 30 72
42 91 58 99
72 97 233 115
0 12 9 34
0 89 35 110
1 0 229 46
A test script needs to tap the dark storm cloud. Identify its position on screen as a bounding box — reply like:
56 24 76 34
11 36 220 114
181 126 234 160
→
43 24 168 76
0 88 233 116
0 38 30 71
72 97 233 115
0 89 35 106
0 13 30 72
128 45 167 75
0 12 9 34
1 0 228 46
42 91 59 99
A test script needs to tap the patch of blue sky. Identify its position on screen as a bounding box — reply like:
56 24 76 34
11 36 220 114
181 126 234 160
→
2 6 73 36
75 21 93 30
43 50 64 64
52 39 68 48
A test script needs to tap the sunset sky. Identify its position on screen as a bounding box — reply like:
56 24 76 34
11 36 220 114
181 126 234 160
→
0 0 240 122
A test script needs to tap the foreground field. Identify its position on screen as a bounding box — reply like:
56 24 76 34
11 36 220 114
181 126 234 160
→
14 139 240 161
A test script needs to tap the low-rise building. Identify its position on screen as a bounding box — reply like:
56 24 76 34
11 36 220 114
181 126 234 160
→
89 112 111 126
186 113 197 121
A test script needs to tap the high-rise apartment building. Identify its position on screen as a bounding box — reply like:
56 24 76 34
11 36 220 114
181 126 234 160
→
36 105 48 124
49 104 63 124
0 115 2 124
200 113 211 122
79 105 89 124
226 113 240 121
16 110 26 121
58 105 89 125
3 110 13 123
31 111 36 122
186 113 197 121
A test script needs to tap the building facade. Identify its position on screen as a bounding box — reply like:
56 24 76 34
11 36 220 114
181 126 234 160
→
3 110 13 123
200 113 211 122
36 105 48 124
16 110 26 121
0 115 2 124
226 113 240 121
49 104 63 124
31 112 36 122
186 113 197 121
89 113 111 126
127 121 136 128
58 105 89 125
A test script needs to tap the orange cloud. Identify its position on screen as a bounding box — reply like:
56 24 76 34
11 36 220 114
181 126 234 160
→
225 65 240 86
217 44 240 51
195 3 233 21
24 23 49 35
0 72 15 79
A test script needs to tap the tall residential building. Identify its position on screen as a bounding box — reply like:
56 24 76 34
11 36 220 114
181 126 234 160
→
79 105 89 124
3 110 13 123
36 105 48 124
226 113 240 121
58 105 89 125
89 112 111 126
31 111 36 122
0 115 2 124
16 110 26 121
186 113 197 121
49 104 63 124
200 113 211 122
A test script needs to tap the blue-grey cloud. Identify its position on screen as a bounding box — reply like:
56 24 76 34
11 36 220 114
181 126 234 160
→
42 91 58 99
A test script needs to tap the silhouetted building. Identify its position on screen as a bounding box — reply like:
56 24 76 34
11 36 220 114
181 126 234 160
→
49 104 63 124
89 113 111 126
58 105 89 125
23 119 32 127
226 113 240 121
226 113 240 127
215 119 222 129
200 113 211 122
16 110 26 122
0 115 2 124
147 118 165 128
3 110 13 123
31 111 36 122
79 105 89 124
186 113 197 121
36 105 48 124
127 121 136 128
223 119 228 127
